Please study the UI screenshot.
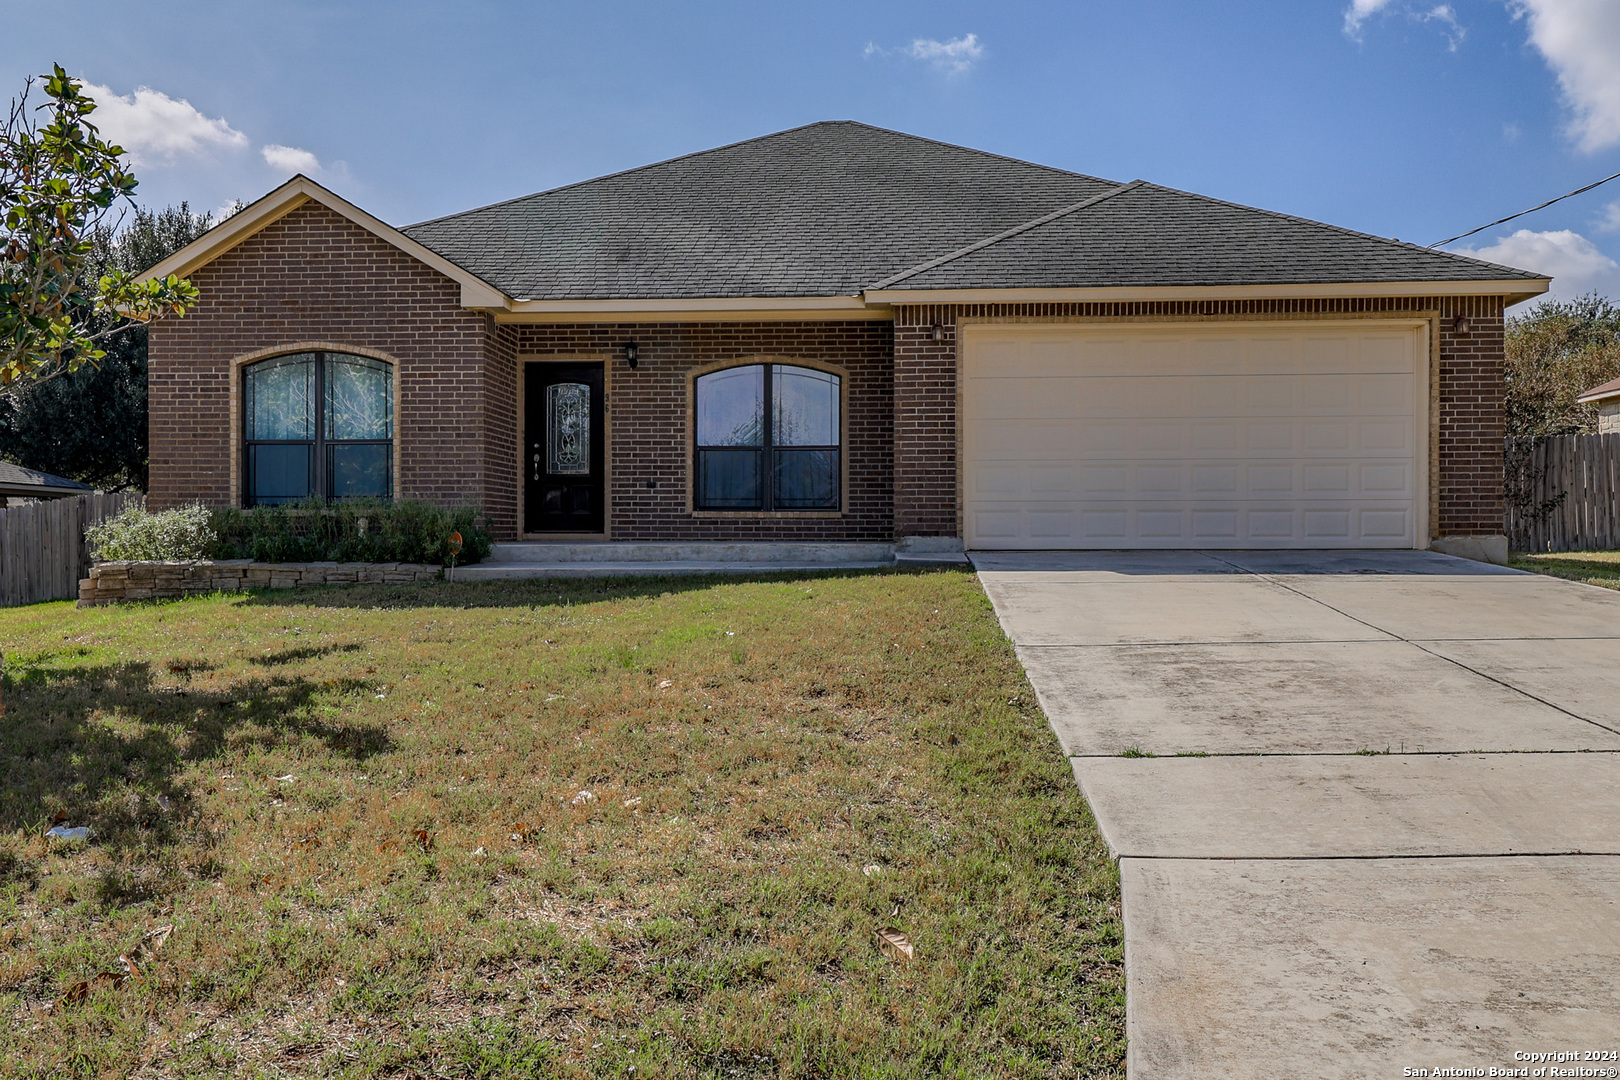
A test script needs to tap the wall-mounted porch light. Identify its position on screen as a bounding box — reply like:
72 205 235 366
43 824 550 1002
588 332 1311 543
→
1451 315 1471 335
623 341 639 368
931 324 944 341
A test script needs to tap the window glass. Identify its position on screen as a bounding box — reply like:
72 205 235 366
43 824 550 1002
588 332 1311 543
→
245 352 394 506
329 443 391 499
773 449 838 508
246 353 315 440
249 444 312 503
696 366 764 446
772 366 838 446
325 355 393 440
697 449 763 509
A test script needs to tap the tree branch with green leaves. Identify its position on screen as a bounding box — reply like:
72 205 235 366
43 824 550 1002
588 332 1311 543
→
1 65 198 385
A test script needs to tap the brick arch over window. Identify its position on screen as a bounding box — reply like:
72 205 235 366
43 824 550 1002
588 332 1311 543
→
685 355 849 515
228 343 403 507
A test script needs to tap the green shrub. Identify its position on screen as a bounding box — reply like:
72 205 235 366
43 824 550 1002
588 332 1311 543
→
208 499 492 566
85 504 217 561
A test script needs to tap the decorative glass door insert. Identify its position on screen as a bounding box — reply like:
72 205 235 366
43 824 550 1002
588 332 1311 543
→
546 383 591 475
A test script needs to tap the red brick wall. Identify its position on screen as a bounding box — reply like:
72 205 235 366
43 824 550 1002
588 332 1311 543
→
146 202 502 524
511 322 894 541
893 297 1509 540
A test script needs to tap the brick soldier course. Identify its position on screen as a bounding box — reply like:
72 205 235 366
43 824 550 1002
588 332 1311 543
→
143 122 1548 548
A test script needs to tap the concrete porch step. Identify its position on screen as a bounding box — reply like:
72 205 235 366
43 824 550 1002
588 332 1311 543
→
454 540 931 579
483 541 897 565
455 558 897 580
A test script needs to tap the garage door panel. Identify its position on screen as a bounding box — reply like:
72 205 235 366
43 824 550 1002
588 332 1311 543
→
971 458 1415 504
963 323 1425 550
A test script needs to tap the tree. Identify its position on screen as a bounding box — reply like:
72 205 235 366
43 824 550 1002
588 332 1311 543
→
1504 292 1620 438
0 204 217 489
1 64 197 386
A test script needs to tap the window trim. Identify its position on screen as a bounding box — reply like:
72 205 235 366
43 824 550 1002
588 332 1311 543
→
240 349 396 506
687 358 847 516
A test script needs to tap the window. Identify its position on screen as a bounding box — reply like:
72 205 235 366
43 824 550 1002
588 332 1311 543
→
694 364 840 511
244 351 393 505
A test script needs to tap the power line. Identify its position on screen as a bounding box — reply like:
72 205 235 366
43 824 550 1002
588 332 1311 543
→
1430 169 1620 248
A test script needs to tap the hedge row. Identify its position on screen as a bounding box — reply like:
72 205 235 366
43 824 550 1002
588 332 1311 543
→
85 500 494 567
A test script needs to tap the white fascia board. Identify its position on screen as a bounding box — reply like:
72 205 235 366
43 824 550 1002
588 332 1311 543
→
865 279 1552 306
493 294 890 323
139 175 510 309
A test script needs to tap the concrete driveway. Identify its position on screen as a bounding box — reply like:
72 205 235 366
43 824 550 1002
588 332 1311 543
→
974 550 1620 1079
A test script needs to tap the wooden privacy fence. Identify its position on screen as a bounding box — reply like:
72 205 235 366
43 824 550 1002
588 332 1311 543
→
1506 434 1620 553
0 492 144 607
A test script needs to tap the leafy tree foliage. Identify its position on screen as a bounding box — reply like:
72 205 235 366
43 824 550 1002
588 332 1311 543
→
0 204 216 489
1 64 197 385
1505 293 1620 438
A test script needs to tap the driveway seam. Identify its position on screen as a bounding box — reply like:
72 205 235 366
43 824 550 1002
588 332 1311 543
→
1068 749 1620 758
1117 851 1620 861
1199 551 1620 739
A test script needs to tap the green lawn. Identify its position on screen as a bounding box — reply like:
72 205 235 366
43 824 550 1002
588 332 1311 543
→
0 569 1124 1079
1510 549 1620 592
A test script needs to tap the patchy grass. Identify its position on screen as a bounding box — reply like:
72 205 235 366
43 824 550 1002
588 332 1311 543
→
1511 549 1620 592
0 569 1124 1079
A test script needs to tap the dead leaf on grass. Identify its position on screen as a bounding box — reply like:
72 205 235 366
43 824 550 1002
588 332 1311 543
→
657 680 673 689
413 829 434 851
875 927 914 961
53 936 163 1009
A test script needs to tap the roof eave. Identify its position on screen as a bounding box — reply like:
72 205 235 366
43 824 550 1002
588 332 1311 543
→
136 175 511 311
0 482 93 499
863 279 1552 306
490 294 889 323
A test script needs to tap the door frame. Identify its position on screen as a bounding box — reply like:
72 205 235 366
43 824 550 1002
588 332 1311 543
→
956 315 1434 550
517 355 612 539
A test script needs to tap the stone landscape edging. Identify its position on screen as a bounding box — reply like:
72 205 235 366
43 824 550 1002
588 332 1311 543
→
77 559 442 606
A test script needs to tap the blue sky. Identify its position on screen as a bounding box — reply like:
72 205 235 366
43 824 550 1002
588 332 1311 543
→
6 0 1620 305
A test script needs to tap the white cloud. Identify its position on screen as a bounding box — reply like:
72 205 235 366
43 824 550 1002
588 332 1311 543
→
1416 4 1466 51
1343 0 1464 48
261 144 321 174
906 34 984 73
867 33 984 74
1511 0 1620 151
81 82 247 166
1344 0 1397 38
1452 228 1620 305
1595 200 1620 233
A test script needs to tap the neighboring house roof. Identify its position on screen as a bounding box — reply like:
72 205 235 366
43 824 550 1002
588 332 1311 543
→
142 120 1551 311
0 461 93 499
1577 376 1620 404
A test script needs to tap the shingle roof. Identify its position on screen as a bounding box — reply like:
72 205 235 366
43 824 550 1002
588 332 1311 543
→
0 461 92 497
401 121 1543 300
878 181 1540 290
1578 376 1620 403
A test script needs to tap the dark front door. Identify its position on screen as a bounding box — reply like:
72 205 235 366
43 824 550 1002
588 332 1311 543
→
525 362 605 533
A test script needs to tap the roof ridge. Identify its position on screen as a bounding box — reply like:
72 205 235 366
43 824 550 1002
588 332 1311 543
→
1130 181 1546 281
403 121 1120 232
867 181 1143 290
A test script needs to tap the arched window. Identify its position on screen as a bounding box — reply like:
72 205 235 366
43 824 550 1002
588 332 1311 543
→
244 351 393 505
694 363 840 511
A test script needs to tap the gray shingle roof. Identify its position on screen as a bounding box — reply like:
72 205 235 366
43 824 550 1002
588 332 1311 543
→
0 461 92 497
401 121 1542 300
879 181 1541 290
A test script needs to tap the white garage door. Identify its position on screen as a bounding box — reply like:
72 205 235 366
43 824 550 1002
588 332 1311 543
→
962 322 1428 549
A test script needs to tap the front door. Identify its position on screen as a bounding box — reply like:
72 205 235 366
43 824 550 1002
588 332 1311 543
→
525 362 605 533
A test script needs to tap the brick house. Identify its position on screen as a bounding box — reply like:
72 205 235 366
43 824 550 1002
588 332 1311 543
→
142 121 1547 550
